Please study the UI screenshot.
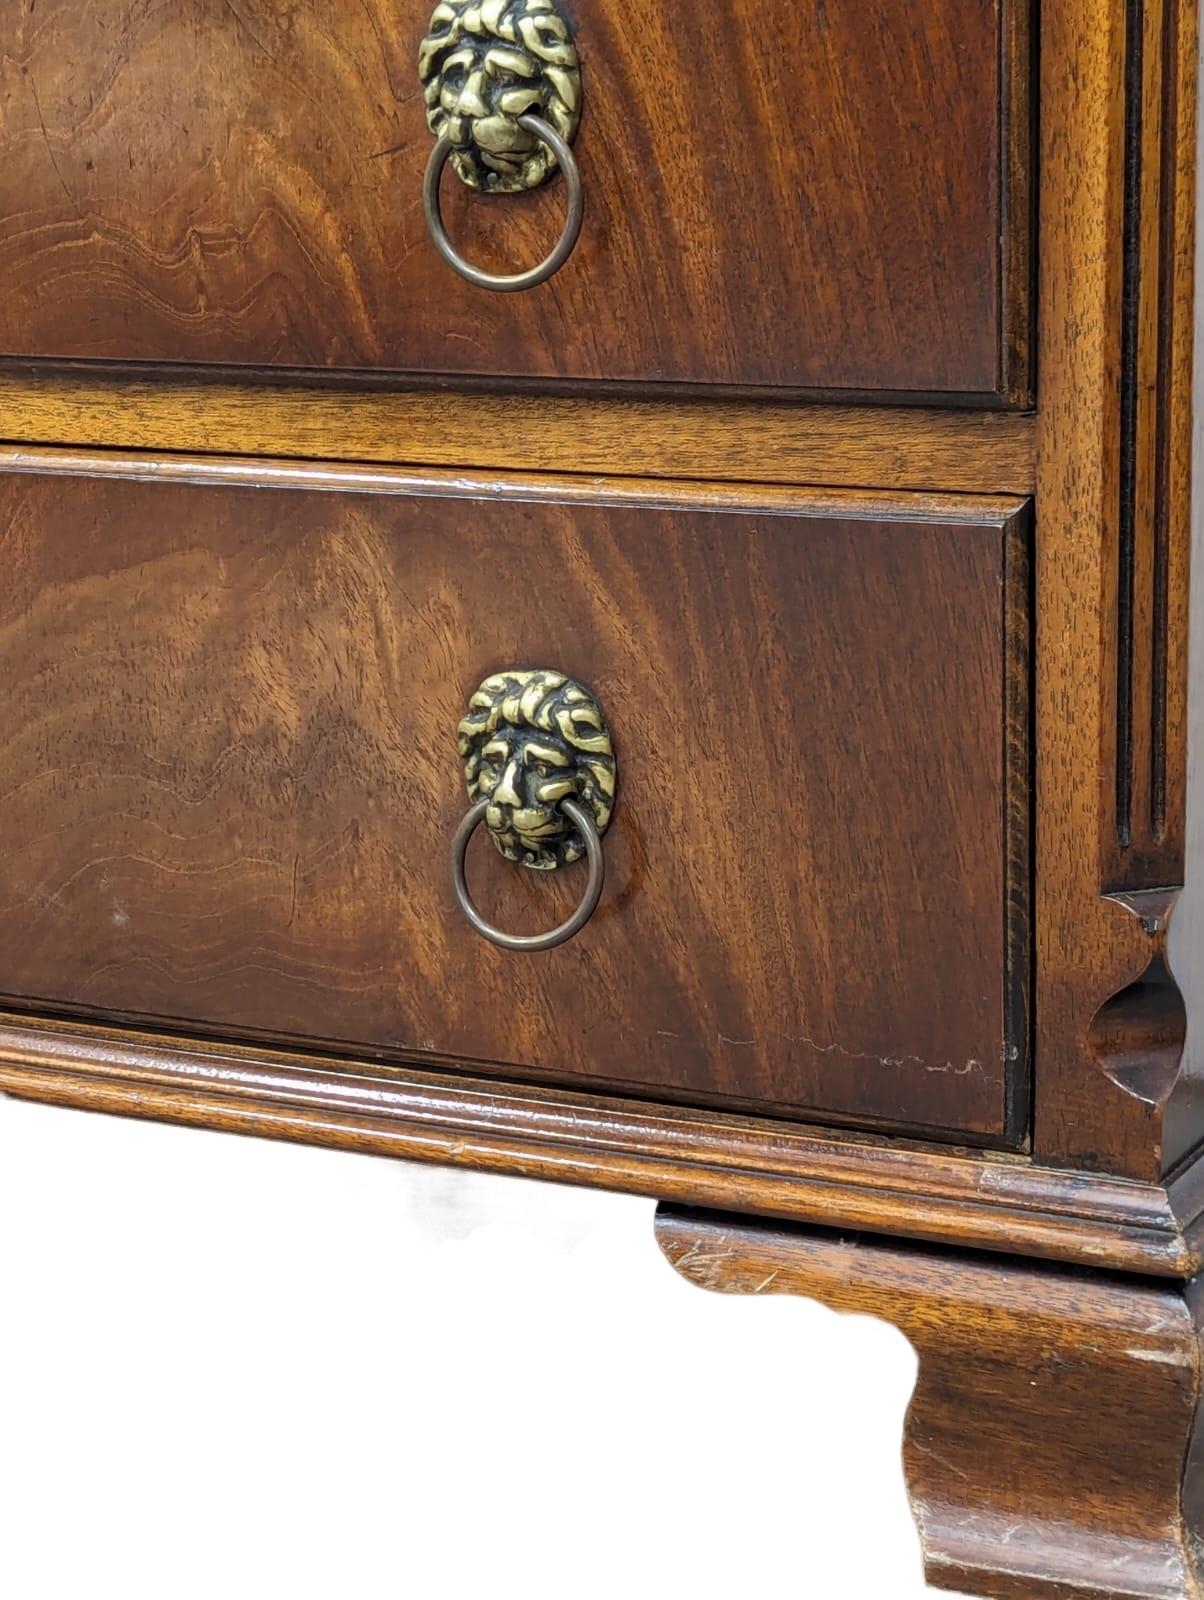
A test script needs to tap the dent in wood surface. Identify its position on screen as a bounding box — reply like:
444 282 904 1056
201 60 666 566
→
657 1206 1204 1600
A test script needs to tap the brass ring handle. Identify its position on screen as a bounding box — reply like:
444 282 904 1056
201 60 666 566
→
451 797 604 952
422 115 584 292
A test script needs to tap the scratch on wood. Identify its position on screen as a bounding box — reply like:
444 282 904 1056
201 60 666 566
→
669 1238 738 1291
286 852 301 928
1125 1345 1183 1365
911 1437 971 1483
785 1028 979 1075
27 73 83 219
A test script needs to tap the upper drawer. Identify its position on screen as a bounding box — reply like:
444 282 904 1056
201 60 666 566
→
0 0 1031 401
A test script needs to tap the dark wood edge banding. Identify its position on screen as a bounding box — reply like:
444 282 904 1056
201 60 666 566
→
1114 0 1147 852
0 1011 1199 1278
1002 510 1034 1142
0 374 1038 495
999 0 1037 404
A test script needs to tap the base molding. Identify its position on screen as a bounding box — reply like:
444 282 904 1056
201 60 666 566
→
657 1206 1204 1600
2 1010 1204 1280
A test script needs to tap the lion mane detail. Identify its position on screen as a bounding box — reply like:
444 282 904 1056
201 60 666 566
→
458 669 616 869
418 0 582 193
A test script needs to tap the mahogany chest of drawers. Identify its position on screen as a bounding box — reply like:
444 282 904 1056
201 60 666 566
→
0 1 1200 1594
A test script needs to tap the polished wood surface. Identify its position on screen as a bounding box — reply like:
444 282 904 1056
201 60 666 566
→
0 0 1030 399
658 1205 1204 1600
5 1009 1204 1278
0 371 1040 494
0 441 1029 517
0 460 1028 1139
1034 0 1204 1181
1 7 1204 1598
0 0 1196 1187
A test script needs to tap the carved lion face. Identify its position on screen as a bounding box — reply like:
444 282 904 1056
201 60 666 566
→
458 670 615 870
418 0 581 193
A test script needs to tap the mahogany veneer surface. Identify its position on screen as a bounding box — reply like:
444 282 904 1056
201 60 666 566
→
0 467 1028 1139
0 0 1029 398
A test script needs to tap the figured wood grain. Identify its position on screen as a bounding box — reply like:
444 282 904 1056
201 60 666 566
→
0 459 1029 1140
4 0 1204 1283
5 1010 1204 1277
658 1206 1204 1600
0 372 1040 494
0 0 1030 399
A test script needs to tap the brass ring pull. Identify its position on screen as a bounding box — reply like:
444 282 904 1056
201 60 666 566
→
451 796 604 952
422 115 583 292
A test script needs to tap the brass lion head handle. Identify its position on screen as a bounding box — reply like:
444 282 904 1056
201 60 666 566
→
418 0 584 290
451 669 616 952
418 0 581 195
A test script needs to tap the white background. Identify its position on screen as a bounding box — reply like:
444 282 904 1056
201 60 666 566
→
0 1094 969 1599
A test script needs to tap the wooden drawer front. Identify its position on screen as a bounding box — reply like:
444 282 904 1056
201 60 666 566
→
0 1 1029 401
0 463 1029 1141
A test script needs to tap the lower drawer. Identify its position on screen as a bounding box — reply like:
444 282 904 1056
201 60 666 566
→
0 457 1030 1142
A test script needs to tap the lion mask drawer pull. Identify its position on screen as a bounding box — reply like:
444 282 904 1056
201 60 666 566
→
418 0 584 291
450 669 615 951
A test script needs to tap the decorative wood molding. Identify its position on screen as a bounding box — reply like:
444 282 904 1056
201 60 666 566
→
0 443 1031 524
1109 0 1196 889
657 1206 1204 1600
1004 512 1034 1138
1034 0 1201 1179
2 1010 1204 1278
0 368 1037 495
1090 890 1188 1114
